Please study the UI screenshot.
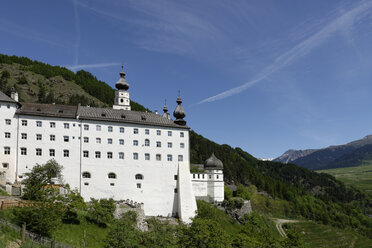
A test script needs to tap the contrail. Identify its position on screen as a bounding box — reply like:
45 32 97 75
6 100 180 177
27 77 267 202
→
197 1 372 105
65 62 121 70
72 0 80 66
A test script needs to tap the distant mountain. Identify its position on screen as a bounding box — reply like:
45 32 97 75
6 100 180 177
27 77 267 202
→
274 135 372 170
274 149 317 164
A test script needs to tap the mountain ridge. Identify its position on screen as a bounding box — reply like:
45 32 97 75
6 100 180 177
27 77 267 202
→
274 134 372 170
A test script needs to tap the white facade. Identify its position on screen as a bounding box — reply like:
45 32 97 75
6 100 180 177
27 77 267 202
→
191 168 224 202
0 71 223 221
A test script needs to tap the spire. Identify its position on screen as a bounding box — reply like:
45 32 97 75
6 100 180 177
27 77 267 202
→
115 66 129 91
173 94 186 126
162 99 170 119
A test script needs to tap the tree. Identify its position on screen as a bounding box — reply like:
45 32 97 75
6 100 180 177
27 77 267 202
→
177 219 232 248
104 211 143 248
142 218 178 248
87 198 116 226
22 159 63 201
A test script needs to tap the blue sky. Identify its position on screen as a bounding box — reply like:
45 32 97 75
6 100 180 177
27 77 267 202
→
2 0 372 159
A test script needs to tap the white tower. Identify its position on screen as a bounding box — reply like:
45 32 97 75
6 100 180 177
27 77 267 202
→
113 66 131 111
205 153 224 202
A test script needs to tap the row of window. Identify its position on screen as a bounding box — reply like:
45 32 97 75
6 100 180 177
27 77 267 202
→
10 119 185 137
192 174 219 179
5 132 186 148
6 147 184 161
82 172 144 180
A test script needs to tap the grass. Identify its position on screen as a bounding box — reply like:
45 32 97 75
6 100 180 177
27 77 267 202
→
54 212 109 248
0 223 45 248
318 162 372 197
287 221 372 248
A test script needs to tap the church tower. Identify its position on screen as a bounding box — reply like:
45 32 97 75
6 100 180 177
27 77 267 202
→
113 66 131 110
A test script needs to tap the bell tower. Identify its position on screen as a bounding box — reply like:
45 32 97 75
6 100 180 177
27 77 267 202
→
113 66 131 111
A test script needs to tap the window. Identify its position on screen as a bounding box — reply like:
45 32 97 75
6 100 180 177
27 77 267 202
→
5 132 10 138
64 136 69 142
174 175 178 180
84 124 89 131
108 126 113 132
96 138 101 144
108 173 116 179
180 132 184 137
83 151 89 158
36 134 42 140
21 120 27 126
36 121 42 127
64 123 69 129
156 154 161 161
135 174 143 180
82 172 91 178
95 151 101 158
209 175 212 179
63 150 69 157
178 155 183 162
144 139 150 147
21 133 27 139
107 152 113 159
180 143 185 148
217 175 219 179
50 135 55 141
174 188 178 193
120 127 124 133
4 147 10 155
157 130 161 136
5 119 11 125
108 138 113 144
20 147 27 155
133 153 138 160
119 139 124 145
84 137 89 143
2 163 9 169
168 142 172 148
49 149 55 157
145 153 150 160
36 148 42 156
168 131 172 136
134 128 138 134
119 152 124 159
137 183 141 189
96 125 101 131
145 129 149 135
110 183 115 186
133 140 138 146
167 154 172 161
50 122 56 128
84 182 89 186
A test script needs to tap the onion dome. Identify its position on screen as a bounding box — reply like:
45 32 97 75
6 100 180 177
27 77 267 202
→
173 96 186 125
115 66 129 91
204 153 223 170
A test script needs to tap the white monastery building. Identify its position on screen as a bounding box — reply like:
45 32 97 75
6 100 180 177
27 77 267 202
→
0 68 224 223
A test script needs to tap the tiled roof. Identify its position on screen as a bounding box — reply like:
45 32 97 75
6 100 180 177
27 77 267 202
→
77 106 189 129
0 91 16 103
16 102 78 118
14 102 188 129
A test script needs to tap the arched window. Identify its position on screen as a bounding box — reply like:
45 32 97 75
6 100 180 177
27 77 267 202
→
108 172 117 179
82 172 91 178
144 139 150 146
135 174 143 180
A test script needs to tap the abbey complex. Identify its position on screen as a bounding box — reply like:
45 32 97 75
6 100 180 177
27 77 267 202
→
0 68 224 223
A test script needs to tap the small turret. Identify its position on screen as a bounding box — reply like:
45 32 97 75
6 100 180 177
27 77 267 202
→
162 100 170 119
113 66 131 111
173 95 186 126
10 87 18 102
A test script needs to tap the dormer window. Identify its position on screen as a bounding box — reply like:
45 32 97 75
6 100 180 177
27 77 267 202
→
101 113 106 117
141 116 146 121
121 115 126 119
59 110 63 113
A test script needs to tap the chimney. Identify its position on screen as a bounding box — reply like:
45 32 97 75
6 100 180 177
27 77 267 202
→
10 88 18 102
154 110 158 115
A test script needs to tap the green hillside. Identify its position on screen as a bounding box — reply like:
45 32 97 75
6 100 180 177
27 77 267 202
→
318 163 372 198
